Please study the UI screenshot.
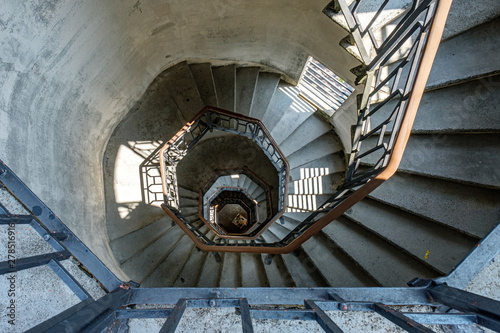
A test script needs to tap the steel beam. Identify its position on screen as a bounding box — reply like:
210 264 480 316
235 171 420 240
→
47 259 91 301
30 287 131 333
239 298 254 333
305 299 344 333
0 251 71 274
372 303 436 332
0 162 122 291
427 284 500 330
159 298 187 333
129 287 433 306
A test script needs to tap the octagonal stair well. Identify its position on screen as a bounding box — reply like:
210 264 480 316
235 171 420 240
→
104 13 500 289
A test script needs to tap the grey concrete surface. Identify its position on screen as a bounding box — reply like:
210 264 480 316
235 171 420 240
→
189 63 219 107
361 133 500 189
344 198 476 274
249 72 281 120
235 67 260 116
213 65 236 112
176 134 279 213
442 0 500 40
0 0 358 282
427 17 500 89
368 172 500 238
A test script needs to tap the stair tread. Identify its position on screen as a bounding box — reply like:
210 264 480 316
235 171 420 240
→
360 133 500 189
219 250 241 287
141 234 194 287
236 67 260 116
241 252 269 287
345 198 477 274
371 75 500 134
260 253 295 287
262 230 328 287
249 72 281 120
261 83 298 133
189 62 218 107
197 250 222 287
277 114 332 156
270 94 317 146
120 225 186 283
173 232 216 287
276 216 373 287
110 217 173 264
213 65 236 112
287 132 343 170
427 17 500 90
369 172 500 238
161 61 204 121
289 153 346 181
322 216 439 286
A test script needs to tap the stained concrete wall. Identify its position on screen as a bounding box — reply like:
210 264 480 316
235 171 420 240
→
0 1 357 277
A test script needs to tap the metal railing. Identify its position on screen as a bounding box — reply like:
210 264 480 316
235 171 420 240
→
160 0 453 254
159 107 289 244
199 168 273 238
2 158 500 332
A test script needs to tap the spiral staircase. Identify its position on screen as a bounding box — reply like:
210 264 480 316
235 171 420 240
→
1 0 500 332
104 19 499 289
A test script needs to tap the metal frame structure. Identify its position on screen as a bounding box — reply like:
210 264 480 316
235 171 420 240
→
200 168 273 233
159 107 291 248
2 0 500 332
154 0 459 255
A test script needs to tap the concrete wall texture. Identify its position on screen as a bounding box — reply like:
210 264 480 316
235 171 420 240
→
0 0 359 278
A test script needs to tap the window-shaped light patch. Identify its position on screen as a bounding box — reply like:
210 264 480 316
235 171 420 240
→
287 167 330 213
298 57 354 113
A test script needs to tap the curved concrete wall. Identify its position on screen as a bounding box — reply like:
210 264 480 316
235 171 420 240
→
0 1 357 276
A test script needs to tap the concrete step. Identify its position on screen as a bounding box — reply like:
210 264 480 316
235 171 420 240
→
141 234 196 287
287 132 343 170
360 133 500 189
300 234 377 287
160 60 204 121
322 216 440 286
260 253 296 287
173 231 217 287
249 72 281 120
179 197 198 208
427 17 500 90
370 75 500 134
110 217 173 264
197 242 223 287
442 0 500 40
269 93 317 146
189 63 218 107
278 114 332 156
120 224 186 284
250 184 265 199
219 247 241 287
279 216 377 287
180 206 199 217
262 228 329 287
212 64 236 112
289 172 338 196
261 83 298 133
344 198 477 274
415 75 500 133
235 67 260 116
368 171 500 238
241 252 270 287
289 153 346 182
178 186 199 200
